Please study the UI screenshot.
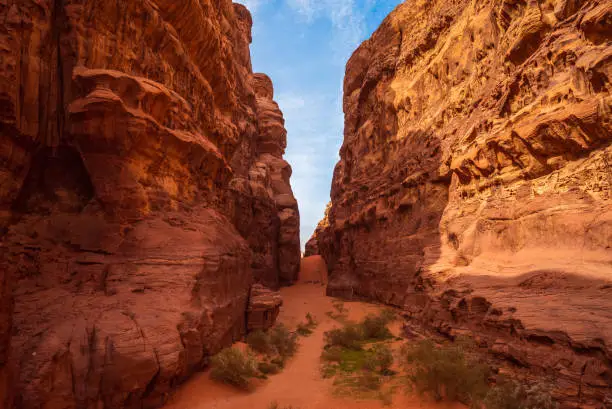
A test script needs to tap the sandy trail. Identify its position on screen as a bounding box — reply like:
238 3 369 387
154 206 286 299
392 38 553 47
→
164 280 463 409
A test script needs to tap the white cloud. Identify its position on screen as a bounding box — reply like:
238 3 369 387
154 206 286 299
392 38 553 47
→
286 0 318 20
237 0 267 13
239 0 370 62
276 94 306 111
285 0 367 62
278 91 342 245
244 0 398 247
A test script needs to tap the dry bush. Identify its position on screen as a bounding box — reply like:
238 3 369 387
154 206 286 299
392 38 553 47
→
258 360 282 375
269 323 298 359
210 347 258 390
360 314 393 340
246 330 273 354
324 323 364 350
401 339 489 403
484 378 558 409
363 344 393 373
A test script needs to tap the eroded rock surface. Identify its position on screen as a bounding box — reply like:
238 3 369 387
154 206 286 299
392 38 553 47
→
242 74 301 287
0 1 299 407
247 284 283 331
312 0 611 406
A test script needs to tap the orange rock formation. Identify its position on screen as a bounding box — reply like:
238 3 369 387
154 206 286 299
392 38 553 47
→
311 0 611 406
0 1 299 407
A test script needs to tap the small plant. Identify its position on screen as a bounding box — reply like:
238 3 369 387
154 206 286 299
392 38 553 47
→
484 378 558 409
363 344 394 374
401 339 489 403
296 312 318 336
360 314 393 340
270 356 286 369
321 345 344 362
270 323 298 359
321 363 337 378
296 322 313 336
333 300 347 315
246 330 273 354
324 323 364 350
358 370 383 390
210 347 258 390
306 312 316 326
258 361 282 375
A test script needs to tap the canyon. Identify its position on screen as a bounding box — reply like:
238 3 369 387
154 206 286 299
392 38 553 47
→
0 0 299 407
307 0 612 407
0 0 611 408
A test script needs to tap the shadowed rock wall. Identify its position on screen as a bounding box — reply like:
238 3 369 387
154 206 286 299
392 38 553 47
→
0 1 299 407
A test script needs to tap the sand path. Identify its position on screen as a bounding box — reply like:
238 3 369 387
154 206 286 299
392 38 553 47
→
164 279 463 409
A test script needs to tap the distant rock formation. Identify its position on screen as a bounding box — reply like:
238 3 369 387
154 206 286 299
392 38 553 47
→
304 202 331 257
311 0 611 406
244 73 301 287
0 1 299 407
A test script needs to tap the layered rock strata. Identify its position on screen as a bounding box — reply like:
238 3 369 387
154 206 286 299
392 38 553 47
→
0 1 299 407
313 0 611 406
246 284 283 331
241 74 301 287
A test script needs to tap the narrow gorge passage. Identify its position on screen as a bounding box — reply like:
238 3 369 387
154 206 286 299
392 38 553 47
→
0 0 610 408
164 267 464 409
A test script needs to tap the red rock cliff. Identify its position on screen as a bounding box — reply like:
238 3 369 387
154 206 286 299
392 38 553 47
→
313 0 611 406
0 1 299 407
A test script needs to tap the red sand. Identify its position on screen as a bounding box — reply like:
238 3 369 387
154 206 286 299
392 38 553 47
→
299 256 328 284
163 260 464 409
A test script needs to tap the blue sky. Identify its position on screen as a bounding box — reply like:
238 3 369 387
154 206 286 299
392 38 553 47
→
238 0 402 248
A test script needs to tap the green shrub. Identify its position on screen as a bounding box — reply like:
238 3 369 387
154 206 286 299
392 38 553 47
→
324 323 364 350
210 347 258 390
296 323 313 336
270 324 298 358
360 314 393 340
333 300 347 315
258 361 282 375
321 345 344 362
296 313 318 336
363 344 393 373
271 356 286 369
402 339 489 403
246 330 273 354
324 311 393 350
321 363 337 378
484 378 558 409
306 312 317 326
357 371 383 390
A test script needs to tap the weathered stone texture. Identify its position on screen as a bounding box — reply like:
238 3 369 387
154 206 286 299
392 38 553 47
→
0 1 299 407
313 0 611 406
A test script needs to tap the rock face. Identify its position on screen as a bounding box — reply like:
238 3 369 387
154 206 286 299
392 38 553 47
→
0 1 299 408
313 0 611 406
242 73 301 287
246 284 283 331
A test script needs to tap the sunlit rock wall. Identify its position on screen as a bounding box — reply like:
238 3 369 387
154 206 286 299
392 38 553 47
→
314 0 611 406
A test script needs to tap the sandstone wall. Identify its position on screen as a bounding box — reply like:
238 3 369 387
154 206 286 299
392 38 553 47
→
313 0 611 406
0 1 299 407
